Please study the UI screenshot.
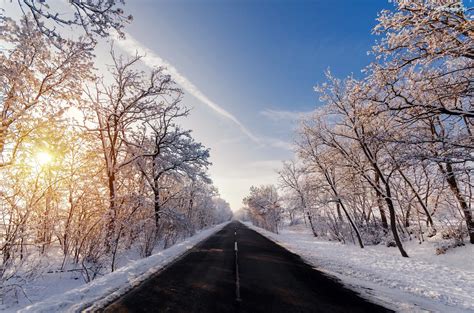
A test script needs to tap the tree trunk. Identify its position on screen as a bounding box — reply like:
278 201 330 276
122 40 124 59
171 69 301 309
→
375 172 389 231
306 211 318 237
397 168 434 227
300 193 317 237
355 133 408 256
105 172 116 253
153 185 160 228
153 158 161 229
338 200 364 248
336 203 343 222
0 127 6 156
383 181 409 257
440 162 474 244
323 170 364 248
404 204 411 228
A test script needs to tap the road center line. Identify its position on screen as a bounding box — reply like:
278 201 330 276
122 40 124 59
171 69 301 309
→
234 237 241 302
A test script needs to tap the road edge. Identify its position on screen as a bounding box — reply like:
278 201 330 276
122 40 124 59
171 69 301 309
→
85 221 232 312
243 222 474 313
240 222 403 312
19 222 231 313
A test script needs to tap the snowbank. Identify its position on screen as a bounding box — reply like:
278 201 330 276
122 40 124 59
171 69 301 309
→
245 222 474 313
17 222 229 313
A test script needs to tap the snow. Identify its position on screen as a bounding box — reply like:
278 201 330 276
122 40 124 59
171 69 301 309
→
14 222 229 313
245 222 474 313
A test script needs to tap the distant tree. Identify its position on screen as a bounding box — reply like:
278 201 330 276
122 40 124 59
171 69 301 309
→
278 160 318 236
243 185 281 233
212 197 233 223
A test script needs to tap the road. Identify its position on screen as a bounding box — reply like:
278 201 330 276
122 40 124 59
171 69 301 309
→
102 221 392 313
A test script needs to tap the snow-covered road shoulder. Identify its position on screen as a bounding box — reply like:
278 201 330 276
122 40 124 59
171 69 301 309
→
245 222 474 313
18 222 230 313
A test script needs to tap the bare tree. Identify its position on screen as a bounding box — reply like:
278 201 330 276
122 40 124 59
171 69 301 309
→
278 160 318 237
10 0 132 47
129 98 211 230
297 129 364 248
84 51 176 253
0 17 92 167
243 185 281 233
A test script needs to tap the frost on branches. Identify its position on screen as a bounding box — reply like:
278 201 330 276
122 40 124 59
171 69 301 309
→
243 185 282 234
244 0 473 263
4 0 133 47
0 13 231 311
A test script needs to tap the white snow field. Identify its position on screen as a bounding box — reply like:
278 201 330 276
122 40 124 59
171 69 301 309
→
12 222 229 313
246 222 474 313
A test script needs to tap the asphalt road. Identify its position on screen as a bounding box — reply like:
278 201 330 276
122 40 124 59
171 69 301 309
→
102 221 392 313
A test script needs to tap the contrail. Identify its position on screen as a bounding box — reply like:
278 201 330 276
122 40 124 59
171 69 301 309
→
114 33 260 143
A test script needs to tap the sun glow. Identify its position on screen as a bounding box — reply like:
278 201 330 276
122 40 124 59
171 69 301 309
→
34 151 53 166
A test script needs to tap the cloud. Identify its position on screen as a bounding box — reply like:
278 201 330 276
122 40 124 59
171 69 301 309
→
114 34 297 153
260 108 312 122
262 137 295 151
114 32 260 143
247 159 284 170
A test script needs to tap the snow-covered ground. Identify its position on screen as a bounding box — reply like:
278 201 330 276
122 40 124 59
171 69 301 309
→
245 222 474 313
6 222 229 313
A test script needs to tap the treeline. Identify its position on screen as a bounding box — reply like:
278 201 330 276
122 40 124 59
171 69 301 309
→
242 0 473 257
0 3 231 300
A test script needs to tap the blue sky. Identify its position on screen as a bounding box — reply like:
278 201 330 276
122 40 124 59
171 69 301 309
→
117 0 393 210
1 0 393 210
126 0 389 115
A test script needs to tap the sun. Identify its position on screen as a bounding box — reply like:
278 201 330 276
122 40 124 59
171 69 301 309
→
35 151 53 166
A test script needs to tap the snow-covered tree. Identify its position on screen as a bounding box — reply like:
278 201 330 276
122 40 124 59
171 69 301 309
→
0 17 92 167
8 0 132 47
278 160 318 236
243 185 282 233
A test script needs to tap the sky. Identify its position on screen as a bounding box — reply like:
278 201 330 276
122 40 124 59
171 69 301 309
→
1 0 392 211
115 0 392 210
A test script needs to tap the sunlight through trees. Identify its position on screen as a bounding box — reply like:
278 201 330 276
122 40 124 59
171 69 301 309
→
0 3 232 305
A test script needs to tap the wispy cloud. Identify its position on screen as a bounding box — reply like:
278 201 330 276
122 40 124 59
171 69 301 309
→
114 33 260 143
260 108 312 122
262 137 295 151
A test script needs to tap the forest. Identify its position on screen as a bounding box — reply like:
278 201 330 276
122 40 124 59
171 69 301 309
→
0 0 232 305
242 0 473 258
0 0 472 311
